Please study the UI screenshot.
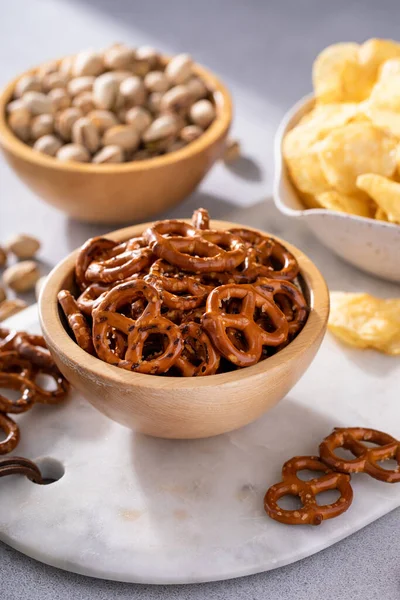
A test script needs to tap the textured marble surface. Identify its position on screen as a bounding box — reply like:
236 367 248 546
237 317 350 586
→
1 301 399 583
2 0 400 597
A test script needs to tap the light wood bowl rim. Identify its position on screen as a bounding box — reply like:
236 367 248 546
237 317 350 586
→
39 219 329 390
0 56 232 173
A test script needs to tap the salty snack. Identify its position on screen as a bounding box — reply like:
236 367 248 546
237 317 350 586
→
328 291 400 355
0 327 69 454
320 427 400 483
0 455 43 483
58 208 308 376
284 38 400 223
6 44 217 163
264 455 353 525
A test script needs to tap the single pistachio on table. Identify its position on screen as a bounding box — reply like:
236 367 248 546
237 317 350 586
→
125 106 152 134
31 114 54 140
92 145 124 163
0 286 6 304
87 109 119 134
48 88 71 111
3 260 40 292
0 246 7 267
72 50 104 77
102 125 139 152
223 139 241 163
119 76 146 107
67 76 95 97
144 71 169 93
186 77 208 101
23 91 53 115
189 99 215 128
42 71 69 93
180 124 203 143
93 72 121 110
0 299 27 322
72 91 96 114
8 108 31 142
37 60 59 79
14 74 42 98
5 234 41 259
56 143 90 162
104 45 136 70
165 53 193 84
33 134 63 156
160 85 191 114
55 107 83 141
72 117 100 153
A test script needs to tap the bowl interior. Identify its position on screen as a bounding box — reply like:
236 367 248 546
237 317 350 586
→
39 219 330 391
0 56 232 173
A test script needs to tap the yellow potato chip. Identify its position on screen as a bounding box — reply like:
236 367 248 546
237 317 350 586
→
359 104 400 138
359 38 400 80
368 74 400 111
313 43 371 103
298 191 322 210
316 190 372 217
298 103 359 131
318 123 397 195
378 57 400 80
375 206 389 221
283 126 330 195
329 291 400 355
356 173 400 224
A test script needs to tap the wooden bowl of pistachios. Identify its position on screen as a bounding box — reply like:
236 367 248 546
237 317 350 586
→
0 44 232 224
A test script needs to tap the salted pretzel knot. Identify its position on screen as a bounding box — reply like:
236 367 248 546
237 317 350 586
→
202 284 289 367
92 279 183 374
264 456 353 525
319 427 400 483
144 220 247 273
192 208 210 230
0 413 20 455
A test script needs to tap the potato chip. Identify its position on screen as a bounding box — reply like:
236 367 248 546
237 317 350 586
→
359 38 400 81
316 190 373 217
375 206 390 221
318 123 397 195
359 104 400 138
298 103 359 131
356 173 400 224
368 73 400 111
378 57 400 80
329 291 400 355
313 43 371 103
283 126 330 195
298 191 322 210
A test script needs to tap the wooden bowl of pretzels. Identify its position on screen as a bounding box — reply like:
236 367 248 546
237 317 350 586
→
39 208 329 439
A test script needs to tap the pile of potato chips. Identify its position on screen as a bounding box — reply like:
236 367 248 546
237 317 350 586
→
329 292 400 355
283 38 400 224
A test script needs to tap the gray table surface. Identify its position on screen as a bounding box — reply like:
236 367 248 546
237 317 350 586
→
1 1 399 598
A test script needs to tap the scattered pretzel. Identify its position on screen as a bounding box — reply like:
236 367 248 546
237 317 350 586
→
0 328 18 351
264 456 353 525
14 332 54 369
0 413 20 455
0 373 37 414
58 290 95 355
319 427 400 483
192 207 210 230
0 456 43 483
203 284 289 366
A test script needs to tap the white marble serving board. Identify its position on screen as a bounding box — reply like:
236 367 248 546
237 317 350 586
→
0 305 399 584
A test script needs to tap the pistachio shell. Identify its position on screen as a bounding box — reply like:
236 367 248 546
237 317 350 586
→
72 117 100 153
5 234 41 259
125 106 152 133
165 53 193 84
14 74 41 98
23 91 53 115
102 125 139 152
92 145 124 163
56 144 90 162
3 260 40 292
189 99 215 128
33 134 63 156
31 114 54 140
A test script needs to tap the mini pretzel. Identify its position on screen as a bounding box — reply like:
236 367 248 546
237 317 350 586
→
319 428 400 483
0 373 37 414
14 333 54 370
192 208 210 230
145 220 246 273
0 327 18 351
230 228 299 282
76 282 111 316
85 237 153 284
0 414 20 455
93 280 182 373
264 456 353 525
0 456 42 483
146 259 213 310
0 351 34 378
31 366 70 404
202 284 289 367
174 322 220 376
58 290 95 355
75 236 117 290
254 278 309 335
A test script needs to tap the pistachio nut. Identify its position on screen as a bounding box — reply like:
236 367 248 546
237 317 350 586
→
48 88 71 111
8 108 31 142
186 76 208 100
125 106 152 133
67 76 95 97
189 99 215 128
87 109 119 134
42 71 69 93
160 85 191 114
92 145 124 163
33 134 63 156
56 143 90 162
102 125 139 152
31 114 54 140
165 53 193 84
144 71 169 93
72 91 96 114
3 260 40 292
23 91 53 115
120 76 146 107
93 72 120 110
5 234 41 259
56 107 83 141
14 74 42 98
142 114 178 142
73 50 104 77
180 124 203 143
72 117 100 153
104 45 136 70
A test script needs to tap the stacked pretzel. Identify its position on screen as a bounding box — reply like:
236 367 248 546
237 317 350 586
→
0 327 70 455
264 427 400 526
58 209 309 376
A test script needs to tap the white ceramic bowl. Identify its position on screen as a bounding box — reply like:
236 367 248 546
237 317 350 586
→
274 94 400 283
